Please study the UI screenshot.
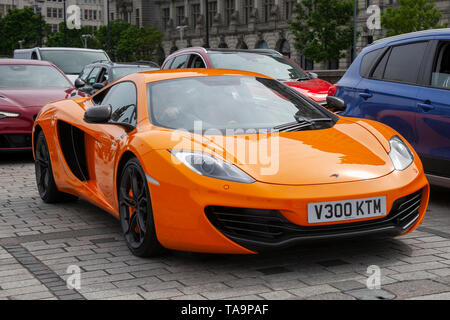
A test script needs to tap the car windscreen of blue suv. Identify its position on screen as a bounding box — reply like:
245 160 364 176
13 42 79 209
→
332 29 450 186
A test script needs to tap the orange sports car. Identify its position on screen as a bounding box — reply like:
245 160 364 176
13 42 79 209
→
32 69 429 257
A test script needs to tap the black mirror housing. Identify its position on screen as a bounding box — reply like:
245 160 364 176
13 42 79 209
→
74 78 85 89
83 105 112 124
326 96 346 112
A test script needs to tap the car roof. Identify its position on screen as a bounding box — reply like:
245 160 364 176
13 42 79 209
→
371 28 450 46
0 58 54 66
170 47 282 56
84 61 157 69
15 47 107 53
130 68 272 84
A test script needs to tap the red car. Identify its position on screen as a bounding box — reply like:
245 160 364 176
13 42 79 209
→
161 47 332 105
0 59 81 151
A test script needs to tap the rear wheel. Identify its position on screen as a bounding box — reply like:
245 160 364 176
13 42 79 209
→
118 158 164 257
35 131 77 203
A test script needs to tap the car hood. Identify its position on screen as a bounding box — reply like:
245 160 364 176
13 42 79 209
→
0 88 77 108
162 118 394 186
283 78 331 102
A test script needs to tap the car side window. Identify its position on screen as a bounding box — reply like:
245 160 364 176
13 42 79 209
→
98 67 109 84
382 42 428 84
101 82 137 126
360 49 382 78
162 57 175 70
79 66 93 82
171 55 189 69
189 55 206 68
371 49 390 80
430 41 450 89
87 67 102 85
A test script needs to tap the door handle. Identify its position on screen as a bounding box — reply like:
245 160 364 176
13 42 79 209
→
359 92 373 99
417 101 435 111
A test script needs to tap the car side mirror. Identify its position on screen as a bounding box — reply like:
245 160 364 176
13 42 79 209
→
308 72 318 79
92 83 105 90
74 78 85 89
83 105 111 124
326 96 346 112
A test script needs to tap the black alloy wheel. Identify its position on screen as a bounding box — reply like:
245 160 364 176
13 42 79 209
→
118 157 163 257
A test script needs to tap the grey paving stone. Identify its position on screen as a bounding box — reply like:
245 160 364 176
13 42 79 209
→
383 279 450 299
346 288 396 300
288 284 339 298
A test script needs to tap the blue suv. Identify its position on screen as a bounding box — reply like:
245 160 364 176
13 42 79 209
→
331 29 450 187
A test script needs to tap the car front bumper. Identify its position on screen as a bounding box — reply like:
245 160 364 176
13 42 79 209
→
144 150 429 254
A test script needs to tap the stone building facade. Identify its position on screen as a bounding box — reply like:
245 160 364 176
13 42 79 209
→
156 0 450 70
0 0 106 33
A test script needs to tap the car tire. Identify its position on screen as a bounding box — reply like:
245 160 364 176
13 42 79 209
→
35 131 78 203
118 157 164 257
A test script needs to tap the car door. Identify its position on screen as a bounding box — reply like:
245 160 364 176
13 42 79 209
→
347 41 429 149
415 39 450 177
89 81 137 204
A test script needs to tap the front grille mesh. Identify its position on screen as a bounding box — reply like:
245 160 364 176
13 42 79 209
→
205 189 423 247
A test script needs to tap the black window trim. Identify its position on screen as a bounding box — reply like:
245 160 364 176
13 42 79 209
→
365 40 430 87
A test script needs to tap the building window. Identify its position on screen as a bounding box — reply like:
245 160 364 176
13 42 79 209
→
243 0 253 24
176 6 184 26
225 0 234 26
136 8 140 27
328 60 339 70
263 0 274 22
208 1 217 27
191 4 200 28
366 0 373 7
284 0 296 19
256 40 268 49
162 8 170 30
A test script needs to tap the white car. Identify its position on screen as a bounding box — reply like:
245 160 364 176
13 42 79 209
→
13 47 110 84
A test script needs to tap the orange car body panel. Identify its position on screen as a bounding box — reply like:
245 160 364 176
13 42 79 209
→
32 69 430 254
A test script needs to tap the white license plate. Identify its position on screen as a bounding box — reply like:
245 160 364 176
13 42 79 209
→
307 196 387 224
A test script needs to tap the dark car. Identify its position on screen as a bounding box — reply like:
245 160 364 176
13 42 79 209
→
0 59 82 150
75 61 159 95
161 47 333 105
329 28 450 187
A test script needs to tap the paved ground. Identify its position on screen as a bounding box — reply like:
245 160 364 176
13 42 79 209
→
0 152 450 300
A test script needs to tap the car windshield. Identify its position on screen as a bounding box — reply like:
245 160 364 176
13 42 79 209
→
40 49 109 74
148 76 330 133
0 65 72 89
208 52 309 81
112 66 158 81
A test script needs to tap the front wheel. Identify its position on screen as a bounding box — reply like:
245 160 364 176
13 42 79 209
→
118 158 164 257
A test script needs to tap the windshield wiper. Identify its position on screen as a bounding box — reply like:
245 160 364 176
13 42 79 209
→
272 118 334 132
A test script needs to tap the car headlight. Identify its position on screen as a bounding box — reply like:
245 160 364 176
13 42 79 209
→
389 136 414 171
170 150 255 184
0 110 20 119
